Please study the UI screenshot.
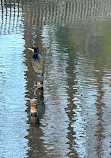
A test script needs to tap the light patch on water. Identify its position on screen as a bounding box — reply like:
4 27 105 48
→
0 34 29 158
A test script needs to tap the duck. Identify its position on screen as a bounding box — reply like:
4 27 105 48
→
28 46 44 89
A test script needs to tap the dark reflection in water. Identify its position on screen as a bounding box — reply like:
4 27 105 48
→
1 0 111 158
27 89 46 158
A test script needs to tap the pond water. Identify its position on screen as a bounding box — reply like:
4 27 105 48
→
1 0 111 158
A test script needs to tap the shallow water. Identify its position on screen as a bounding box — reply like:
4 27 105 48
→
1 0 111 158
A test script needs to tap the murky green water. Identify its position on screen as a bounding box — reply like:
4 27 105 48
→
1 0 111 158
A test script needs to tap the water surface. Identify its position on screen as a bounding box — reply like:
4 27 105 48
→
1 0 111 158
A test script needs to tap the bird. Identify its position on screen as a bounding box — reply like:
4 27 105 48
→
28 46 44 89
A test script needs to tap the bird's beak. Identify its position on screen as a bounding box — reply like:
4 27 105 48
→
28 48 34 52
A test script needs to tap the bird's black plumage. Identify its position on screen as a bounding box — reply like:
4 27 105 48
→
30 46 44 87
31 47 43 75
32 47 39 60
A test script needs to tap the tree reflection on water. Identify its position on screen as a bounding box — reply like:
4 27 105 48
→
1 0 111 158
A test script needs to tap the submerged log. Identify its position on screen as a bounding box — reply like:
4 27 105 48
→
30 99 37 116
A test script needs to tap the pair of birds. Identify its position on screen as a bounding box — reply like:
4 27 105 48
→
28 46 44 89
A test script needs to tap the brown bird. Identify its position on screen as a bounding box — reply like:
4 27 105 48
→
28 46 44 89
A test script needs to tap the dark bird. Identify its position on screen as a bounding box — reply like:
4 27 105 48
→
28 46 44 89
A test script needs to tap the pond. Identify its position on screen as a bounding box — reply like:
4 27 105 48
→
1 0 111 158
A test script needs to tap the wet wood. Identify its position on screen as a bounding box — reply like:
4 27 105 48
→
30 99 37 116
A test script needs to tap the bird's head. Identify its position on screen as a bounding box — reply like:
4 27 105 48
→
28 46 40 59
28 46 39 53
